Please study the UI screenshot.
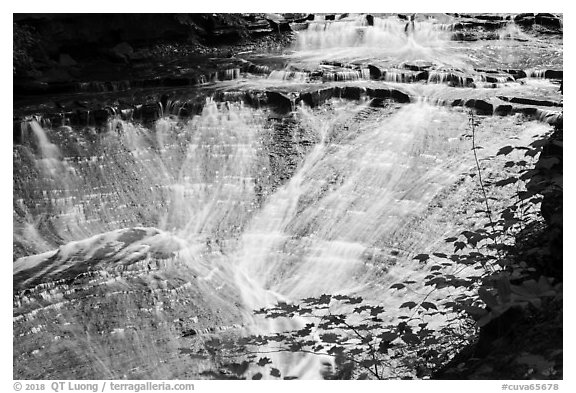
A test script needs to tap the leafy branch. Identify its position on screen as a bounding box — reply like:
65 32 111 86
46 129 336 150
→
194 116 562 380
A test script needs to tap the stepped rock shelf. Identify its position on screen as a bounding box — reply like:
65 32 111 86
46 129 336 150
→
13 13 562 380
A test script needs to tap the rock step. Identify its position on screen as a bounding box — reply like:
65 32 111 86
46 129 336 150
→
371 66 518 87
525 69 563 79
14 86 413 130
15 57 563 97
14 86 562 147
514 13 562 28
498 96 562 107
15 68 245 96
281 13 561 34
451 20 508 31
446 98 562 126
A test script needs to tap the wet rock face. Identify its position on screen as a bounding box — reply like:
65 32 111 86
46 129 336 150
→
299 87 339 108
266 91 295 114
13 13 563 380
366 88 410 103
261 117 320 197
13 228 245 379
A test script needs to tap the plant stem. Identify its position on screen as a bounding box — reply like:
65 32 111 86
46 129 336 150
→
470 111 495 232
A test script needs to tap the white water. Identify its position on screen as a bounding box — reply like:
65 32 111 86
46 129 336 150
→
226 100 474 377
16 98 554 380
14 13 560 380
291 16 465 69
30 121 70 177
18 98 479 378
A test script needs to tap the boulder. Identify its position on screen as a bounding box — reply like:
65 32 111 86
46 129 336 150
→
366 14 374 26
266 18 292 32
367 88 410 103
514 13 534 20
340 86 365 100
298 87 338 108
367 88 392 99
415 71 429 81
266 91 294 114
513 106 538 116
544 70 563 79
391 89 410 103
535 13 562 28
502 69 527 79
368 64 383 79
515 15 535 26
480 21 506 30
465 99 493 115
494 104 513 116
535 13 557 18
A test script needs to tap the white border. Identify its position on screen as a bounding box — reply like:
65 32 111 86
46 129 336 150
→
4 3 572 392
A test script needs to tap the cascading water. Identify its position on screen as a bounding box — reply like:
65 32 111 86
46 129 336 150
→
13 13 561 380
227 98 533 378
292 15 462 68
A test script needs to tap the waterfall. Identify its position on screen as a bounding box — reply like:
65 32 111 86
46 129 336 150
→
14 100 268 260
295 17 448 52
13 12 561 380
268 70 310 82
225 100 476 377
291 15 461 68
498 21 529 41
29 120 67 176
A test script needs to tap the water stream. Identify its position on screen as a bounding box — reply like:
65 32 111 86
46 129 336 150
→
13 13 561 379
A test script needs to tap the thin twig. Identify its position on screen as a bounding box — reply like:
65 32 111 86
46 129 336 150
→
469 110 496 232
